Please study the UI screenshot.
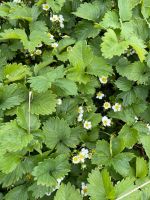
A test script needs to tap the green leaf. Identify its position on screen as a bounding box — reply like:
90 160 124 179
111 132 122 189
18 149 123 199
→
74 20 100 40
0 83 27 110
115 177 135 199
88 168 115 200
47 0 65 12
141 0 150 19
115 77 133 91
101 29 129 59
92 140 111 166
118 124 138 148
118 0 141 21
54 183 82 200
101 169 115 200
52 79 78 96
136 157 148 178
4 185 28 200
17 104 40 132
32 154 70 187
101 10 120 29
116 61 150 85
140 135 150 159
112 153 135 177
86 56 113 77
73 1 101 21
4 63 31 83
30 90 57 115
0 120 33 154
29 66 64 93
43 117 79 152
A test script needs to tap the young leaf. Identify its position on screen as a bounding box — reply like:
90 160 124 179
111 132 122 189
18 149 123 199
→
136 157 148 178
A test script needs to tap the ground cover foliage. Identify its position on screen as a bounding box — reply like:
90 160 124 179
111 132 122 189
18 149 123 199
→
0 0 150 199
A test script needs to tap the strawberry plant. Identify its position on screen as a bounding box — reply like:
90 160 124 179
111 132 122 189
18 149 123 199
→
0 0 150 199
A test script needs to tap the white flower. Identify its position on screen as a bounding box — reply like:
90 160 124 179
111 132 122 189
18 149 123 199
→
46 192 52 196
60 22 64 28
59 15 64 22
55 177 64 189
112 103 122 112
35 49 42 55
37 43 42 48
78 106 84 114
77 113 83 122
72 155 80 164
13 0 21 3
81 182 88 197
96 91 105 99
51 42 58 48
47 33 54 40
57 98 62 105
147 124 150 132
81 148 89 158
134 116 138 122
81 164 87 169
83 121 92 130
50 15 59 22
99 76 108 84
42 4 50 11
103 102 111 110
102 116 111 127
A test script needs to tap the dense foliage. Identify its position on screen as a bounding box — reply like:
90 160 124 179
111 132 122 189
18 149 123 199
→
0 0 150 199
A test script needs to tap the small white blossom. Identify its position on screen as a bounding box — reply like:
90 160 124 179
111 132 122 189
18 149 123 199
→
134 116 138 122
147 124 150 132
35 49 42 55
57 98 62 105
83 121 92 130
77 113 83 122
81 148 89 158
78 152 85 163
102 116 111 127
112 103 122 112
51 42 58 48
99 76 108 84
46 192 52 196
42 4 50 11
47 33 54 40
103 102 111 110
50 15 59 22
72 155 80 164
37 43 42 48
13 0 21 3
96 91 105 99
81 164 87 169
78 106 84 114
81 182 88 197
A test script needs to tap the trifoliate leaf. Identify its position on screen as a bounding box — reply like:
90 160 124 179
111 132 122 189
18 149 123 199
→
101 29 129 59
32 154 70 187
30 90 57 115
101 10 120 29
73 1 101 21
0 83 27 110
17 104 40 132
43 117 79 152
4 185 28 200
4 63 31 83
136 157 148 178
0 120 33 154
0 28 27 41
54 183 82 200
